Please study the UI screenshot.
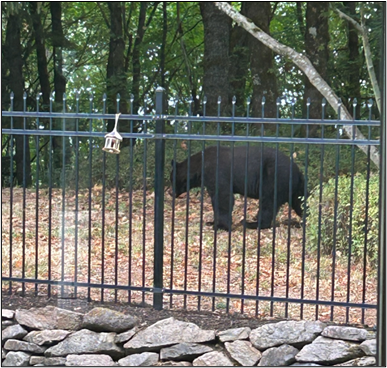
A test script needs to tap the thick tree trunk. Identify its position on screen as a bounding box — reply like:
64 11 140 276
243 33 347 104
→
30 2 51 109
5 13 32 187
131 2 147 115
50 2 71 173
229 2 249 116
107 2 128 131
214 2 380 168
244 2 278 119
303 2 329 135
200 2 232 116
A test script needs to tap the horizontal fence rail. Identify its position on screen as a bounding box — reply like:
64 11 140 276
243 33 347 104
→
1 88 381 328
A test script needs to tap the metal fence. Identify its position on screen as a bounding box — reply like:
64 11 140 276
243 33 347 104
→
1 88 383 328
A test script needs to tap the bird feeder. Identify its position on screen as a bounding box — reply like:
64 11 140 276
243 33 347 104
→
103 113 122 154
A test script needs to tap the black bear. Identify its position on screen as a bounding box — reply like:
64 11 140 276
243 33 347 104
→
170 145 305 231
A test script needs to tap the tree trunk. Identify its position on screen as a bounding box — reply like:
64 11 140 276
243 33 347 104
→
200 2 232 117
30 1 51 109
344 2 361 117
214 2 380 168
5 13 32 187
106 2 128 133
303 2 329 135
131 2 147 115
229 2 249 116
244 2 278 119
50 1 71 174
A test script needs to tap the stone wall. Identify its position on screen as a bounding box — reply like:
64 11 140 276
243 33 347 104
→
2 306 376 366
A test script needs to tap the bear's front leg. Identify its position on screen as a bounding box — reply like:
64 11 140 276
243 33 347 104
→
209 190 234 232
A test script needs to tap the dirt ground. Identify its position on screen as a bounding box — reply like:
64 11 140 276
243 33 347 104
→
1 292 284 331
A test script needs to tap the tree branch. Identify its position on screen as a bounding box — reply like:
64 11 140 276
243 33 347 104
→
214 1 380 168
334 5 381 114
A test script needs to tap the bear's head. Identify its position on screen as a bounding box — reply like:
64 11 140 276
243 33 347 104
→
169 159 201 198
169 160 187 198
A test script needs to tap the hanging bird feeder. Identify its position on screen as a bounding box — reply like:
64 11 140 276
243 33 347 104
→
103 113 122 154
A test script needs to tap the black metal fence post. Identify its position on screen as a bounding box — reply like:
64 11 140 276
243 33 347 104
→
153 86 166 310
377 3 386 365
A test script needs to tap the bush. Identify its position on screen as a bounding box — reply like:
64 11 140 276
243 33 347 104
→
306 173 379 267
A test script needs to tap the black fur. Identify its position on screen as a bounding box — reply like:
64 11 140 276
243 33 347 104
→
170 146 305 231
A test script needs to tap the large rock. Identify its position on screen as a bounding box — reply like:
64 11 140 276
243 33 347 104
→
2 309 15 319
24 330 71 346
2 324 28 341
66 354 116 366
44 329 124 360
334 356 376 366
15 306 83 331
30 356 66 366
159 361 192 366
160 343 213 361
322 326 368 342
118 352 159 366
295 336 364 365
115 327 139 344
250 320 325 350
124 318 215 353
258 344 299 366
83 307 138 333
217 327 251 342
225 339 261 366
2 351 31 367
192 351 233 366
4 339 46 354
359 339 376 356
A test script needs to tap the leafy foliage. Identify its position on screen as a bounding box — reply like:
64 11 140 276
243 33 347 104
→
306 173 379 266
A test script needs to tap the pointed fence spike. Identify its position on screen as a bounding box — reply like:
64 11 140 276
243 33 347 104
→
63 92 67 100
116 93 121 101
367 98 373 107
276 97 280 105
217 96 221 104
307 97 311 106
322 98 326 106
203 96 207 104
23 91 27 99
232 96 237 104
89 93 94 101
261 96 266 105
102 93 107 101
247 96 251 105
130 94 134 102
353 98 357 106
10 91 14 100
338 98 342 106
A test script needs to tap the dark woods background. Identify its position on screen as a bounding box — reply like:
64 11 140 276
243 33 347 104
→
1 2 383 188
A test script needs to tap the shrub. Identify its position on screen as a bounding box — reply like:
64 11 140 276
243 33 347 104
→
306 173 379 267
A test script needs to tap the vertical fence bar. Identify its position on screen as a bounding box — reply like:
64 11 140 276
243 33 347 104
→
242 97 250 315
170 98 178 309
377 5 386 363
48 92 54 298
128 94 134 303
315 98 326 319
198 105 206 311
87 93 94 301
184 97 193 309
22 92 27 296
142 98 148 305
153 86 166 310
74 92 80 298
9 92 14 294
35 94 41 296
114 95 120 303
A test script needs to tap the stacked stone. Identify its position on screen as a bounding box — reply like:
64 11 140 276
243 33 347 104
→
1 306 376 366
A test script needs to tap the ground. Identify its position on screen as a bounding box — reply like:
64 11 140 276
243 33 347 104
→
1 292 285 331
